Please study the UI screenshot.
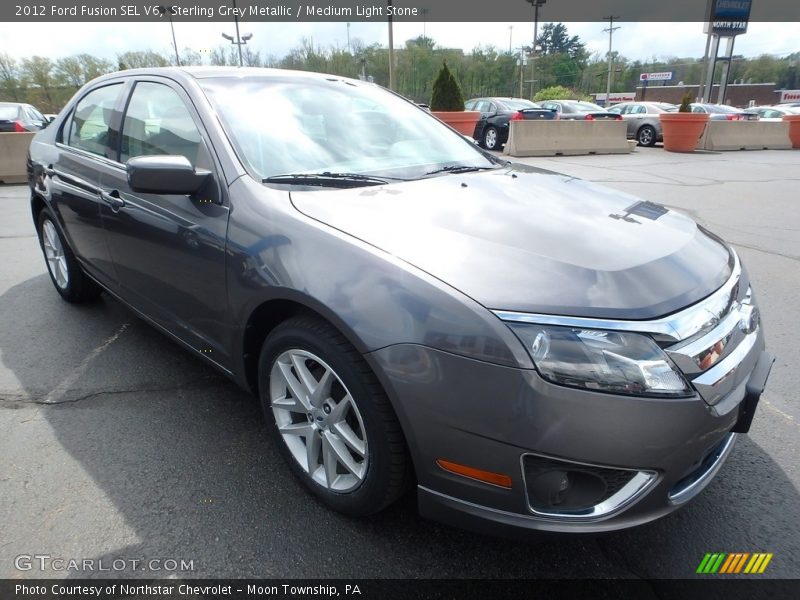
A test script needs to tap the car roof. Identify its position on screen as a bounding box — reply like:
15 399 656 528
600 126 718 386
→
83 66 370 89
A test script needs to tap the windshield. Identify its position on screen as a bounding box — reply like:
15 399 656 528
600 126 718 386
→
0 106 20 120
200 75 495 184
498 99 539 110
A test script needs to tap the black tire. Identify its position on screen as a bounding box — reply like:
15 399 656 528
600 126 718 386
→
637 125 657 147
258 315 410 516
36 208 102 303
482 126 499 150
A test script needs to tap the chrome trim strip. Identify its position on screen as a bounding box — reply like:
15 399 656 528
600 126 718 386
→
493 251 741 344
668 433 737 505
520 452 658 521
693 330 757 387
666 286 752 374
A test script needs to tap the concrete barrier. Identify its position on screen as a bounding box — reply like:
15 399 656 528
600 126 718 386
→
697 121 792 151
0 132 34 184
504 120 630 157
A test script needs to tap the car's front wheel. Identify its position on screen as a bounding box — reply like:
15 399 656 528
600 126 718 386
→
482 126 499 150
37 208 102 302
258 316 409 516
637 125 657 147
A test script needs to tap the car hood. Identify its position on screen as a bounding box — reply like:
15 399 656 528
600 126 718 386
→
289 166 733 319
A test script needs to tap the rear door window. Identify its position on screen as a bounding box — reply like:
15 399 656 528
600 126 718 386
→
67 84 123 158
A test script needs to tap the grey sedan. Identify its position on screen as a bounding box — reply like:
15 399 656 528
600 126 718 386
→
26 67 772 535
607 101 676 146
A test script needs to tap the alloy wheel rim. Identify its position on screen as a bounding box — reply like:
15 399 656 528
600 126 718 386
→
640 128 653 145
42 220 69 289
485 128 497 148
270 349 368 492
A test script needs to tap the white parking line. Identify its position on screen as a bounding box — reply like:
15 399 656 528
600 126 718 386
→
40 323 129 404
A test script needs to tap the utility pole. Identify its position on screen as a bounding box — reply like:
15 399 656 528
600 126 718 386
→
387 0 395 90
526 0 546 99
158 5 180 66
508 26 513 53
603 16 620 106
346 22 351 53
221 0 251 66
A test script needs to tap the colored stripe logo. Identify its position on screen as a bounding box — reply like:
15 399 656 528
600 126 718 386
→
696 552 773 574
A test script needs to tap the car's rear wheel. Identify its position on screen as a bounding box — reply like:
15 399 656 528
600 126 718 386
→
258 316 409 515
37 208 102 302
637 125 657 147
482 126 499 150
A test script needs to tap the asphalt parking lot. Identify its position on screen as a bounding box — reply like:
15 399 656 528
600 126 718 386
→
1 147 799 580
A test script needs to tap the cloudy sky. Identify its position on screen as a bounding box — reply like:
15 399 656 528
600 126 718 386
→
1 21 797 64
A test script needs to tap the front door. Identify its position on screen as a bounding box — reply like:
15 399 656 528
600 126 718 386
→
100 79 232 369
49 82 125 289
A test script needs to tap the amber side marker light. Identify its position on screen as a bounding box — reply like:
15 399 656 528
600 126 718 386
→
436 459 513 489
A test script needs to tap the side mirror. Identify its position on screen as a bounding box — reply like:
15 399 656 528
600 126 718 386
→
126 155 210 195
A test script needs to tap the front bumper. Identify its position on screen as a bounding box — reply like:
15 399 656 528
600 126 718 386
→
367 340 772 535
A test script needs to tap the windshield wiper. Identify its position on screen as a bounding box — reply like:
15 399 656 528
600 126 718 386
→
424 165 497 176
262 172 397 187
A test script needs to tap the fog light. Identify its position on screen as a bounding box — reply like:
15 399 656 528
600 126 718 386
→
522 454 655 518
528 469 607 508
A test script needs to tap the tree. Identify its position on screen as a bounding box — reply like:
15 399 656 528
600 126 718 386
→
55 56 85 88
117 50 169 70
430 61 465 111
21 56 55 109
537 23 587 62
0 53 23 101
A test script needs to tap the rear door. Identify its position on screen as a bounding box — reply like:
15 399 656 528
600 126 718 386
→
100 78 232 368
48 82 126 288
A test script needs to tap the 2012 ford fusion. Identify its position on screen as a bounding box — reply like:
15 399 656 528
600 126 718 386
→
26 67 773 534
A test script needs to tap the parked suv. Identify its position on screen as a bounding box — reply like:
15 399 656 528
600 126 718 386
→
27 68 773 535
607 101 676 146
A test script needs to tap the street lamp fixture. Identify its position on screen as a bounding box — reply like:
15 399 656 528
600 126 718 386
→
221 0 252 67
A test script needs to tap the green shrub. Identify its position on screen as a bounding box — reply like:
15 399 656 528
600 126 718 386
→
533 85 579 102
678 92 693 112
430 62 465 111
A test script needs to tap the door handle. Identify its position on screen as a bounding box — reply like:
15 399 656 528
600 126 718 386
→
100 189 125 209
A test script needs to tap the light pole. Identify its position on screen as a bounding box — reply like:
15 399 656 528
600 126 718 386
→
346 22 351 53
387 0 395 90
221 0 252 67
603 16 620 106
525 0 546 99
158 5 180 66
508 26 513 53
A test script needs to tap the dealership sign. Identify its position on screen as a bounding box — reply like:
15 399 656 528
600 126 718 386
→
594 92 636 105
640 72 673 82
706 0 752 36
780 90 800 103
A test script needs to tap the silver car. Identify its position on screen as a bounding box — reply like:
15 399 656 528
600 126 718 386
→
28 67 773 535
608 102 676 146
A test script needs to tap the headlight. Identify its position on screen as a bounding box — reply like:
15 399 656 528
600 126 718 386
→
507 324 691 397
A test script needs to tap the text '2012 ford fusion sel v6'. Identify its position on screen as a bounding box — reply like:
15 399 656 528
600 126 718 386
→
27 67 774 535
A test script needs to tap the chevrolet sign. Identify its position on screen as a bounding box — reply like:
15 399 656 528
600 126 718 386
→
706 0 752 36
